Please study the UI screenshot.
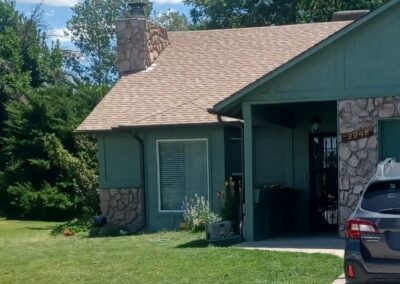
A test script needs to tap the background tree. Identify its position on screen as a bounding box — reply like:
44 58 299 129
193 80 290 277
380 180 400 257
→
184 0 389 29
0 2 104 219
154 9 191 31
67 0 124 85
0 1 63 163
66 0 153 85
298 0 389 22
183 0 299 29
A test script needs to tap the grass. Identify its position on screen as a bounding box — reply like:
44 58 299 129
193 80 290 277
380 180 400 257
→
0 218 343 283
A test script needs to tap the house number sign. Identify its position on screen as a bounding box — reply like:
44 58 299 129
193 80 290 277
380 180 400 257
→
341 127 374 142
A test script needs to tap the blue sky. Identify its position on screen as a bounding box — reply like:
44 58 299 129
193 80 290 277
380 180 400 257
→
14 0 190 49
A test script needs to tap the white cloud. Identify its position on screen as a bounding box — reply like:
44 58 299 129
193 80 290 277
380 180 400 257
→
15 0 78 7
152 0 183 4
45 9 55 17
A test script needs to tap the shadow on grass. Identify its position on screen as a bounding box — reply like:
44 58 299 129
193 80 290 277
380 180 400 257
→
27 226 54 231
176 239 241 249
175 239 209 248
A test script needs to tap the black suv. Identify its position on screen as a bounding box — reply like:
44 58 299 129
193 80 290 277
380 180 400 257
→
345 158 400 283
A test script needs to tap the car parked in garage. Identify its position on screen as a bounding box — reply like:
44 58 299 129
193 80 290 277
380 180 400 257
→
345 158 400 283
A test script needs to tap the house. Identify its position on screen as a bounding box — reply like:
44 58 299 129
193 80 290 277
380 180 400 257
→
77 0 400 241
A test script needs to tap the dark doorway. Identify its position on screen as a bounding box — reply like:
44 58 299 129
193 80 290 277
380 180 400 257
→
309 134 339 232
224 126 243 236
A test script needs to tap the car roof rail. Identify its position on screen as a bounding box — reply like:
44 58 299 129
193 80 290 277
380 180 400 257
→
376 158 397 178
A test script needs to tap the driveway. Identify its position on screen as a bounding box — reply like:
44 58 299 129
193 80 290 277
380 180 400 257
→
239 234 345 283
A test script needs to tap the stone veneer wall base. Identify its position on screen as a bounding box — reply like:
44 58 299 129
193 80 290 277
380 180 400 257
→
100 188 145 234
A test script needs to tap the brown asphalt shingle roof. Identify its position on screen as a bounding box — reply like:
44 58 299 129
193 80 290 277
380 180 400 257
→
77 21 351 132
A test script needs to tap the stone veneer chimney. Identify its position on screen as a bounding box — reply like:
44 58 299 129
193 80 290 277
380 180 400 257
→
331 10 369 22
116 16 170 76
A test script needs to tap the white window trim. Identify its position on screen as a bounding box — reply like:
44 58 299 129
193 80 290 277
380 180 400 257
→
156 138 210 213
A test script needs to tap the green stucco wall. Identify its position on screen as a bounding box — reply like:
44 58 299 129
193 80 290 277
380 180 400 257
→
253 124 293 187
98 132 141 189
379 119 400 161
97 125 228 232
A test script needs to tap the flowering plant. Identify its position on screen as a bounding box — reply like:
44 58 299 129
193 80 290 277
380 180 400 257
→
182 194 221 232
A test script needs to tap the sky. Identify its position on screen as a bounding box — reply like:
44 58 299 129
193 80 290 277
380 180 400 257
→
14 0 190 49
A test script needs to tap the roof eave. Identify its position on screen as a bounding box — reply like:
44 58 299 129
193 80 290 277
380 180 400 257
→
74 121 244 134
115 121 243 130
74 129 112 135
213 0 399 113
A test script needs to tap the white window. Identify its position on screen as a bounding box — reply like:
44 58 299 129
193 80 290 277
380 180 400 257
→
157 139 209 212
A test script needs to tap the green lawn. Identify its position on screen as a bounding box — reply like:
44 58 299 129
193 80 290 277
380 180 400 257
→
0 218 342 283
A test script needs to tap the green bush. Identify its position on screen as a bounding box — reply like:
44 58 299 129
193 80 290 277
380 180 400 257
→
218 179 236 221
182 195 221 232
51 218 93 237
0 84 103 220
7 182 74 220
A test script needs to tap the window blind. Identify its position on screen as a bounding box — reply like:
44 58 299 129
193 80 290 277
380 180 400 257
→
158 140 208 211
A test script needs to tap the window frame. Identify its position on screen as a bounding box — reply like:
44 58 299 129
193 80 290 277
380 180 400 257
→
156 138 210 213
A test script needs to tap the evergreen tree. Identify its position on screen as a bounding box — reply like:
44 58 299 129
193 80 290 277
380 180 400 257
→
0 1 105 219
0 83 104 219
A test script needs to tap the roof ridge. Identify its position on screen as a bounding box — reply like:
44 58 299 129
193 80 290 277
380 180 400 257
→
169 21 352 35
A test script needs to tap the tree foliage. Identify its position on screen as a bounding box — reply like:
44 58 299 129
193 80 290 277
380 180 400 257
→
66 0 153 85
184 0 389 29
298 0 389 22
44 134 100 216
66 0 126 85
0 83 104 219
0 1 106 220
0 1 63 168
184 0 299 29
154 10 191 31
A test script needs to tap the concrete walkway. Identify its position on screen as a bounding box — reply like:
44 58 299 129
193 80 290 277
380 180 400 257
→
239 235 345 283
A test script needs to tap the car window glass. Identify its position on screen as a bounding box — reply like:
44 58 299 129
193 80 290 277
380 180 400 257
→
361 181 400 213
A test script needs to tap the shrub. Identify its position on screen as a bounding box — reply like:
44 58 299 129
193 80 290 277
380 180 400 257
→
217 178 236 221
43 134 100 216
51 218 93 237
0 84 103 220
182 195 221 232
7 182 75 220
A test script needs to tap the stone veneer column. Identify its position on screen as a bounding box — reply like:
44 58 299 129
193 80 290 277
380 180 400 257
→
100 188 145 234
338 97 400 235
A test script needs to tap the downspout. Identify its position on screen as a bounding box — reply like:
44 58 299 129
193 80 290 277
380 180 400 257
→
134 133 146 230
